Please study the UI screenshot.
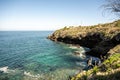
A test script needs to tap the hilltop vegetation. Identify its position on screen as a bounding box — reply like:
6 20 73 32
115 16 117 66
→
49 20 120 41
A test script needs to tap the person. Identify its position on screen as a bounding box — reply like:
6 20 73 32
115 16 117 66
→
94 60 97 66
87 57 94 69
97 60 101 66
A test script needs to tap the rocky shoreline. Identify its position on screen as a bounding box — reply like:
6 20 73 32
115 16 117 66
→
47 20 120 80
47 20 120 58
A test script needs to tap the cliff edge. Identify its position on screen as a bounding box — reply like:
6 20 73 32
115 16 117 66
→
48 20 120 57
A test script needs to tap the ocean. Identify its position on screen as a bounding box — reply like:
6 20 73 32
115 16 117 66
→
0 31 89 80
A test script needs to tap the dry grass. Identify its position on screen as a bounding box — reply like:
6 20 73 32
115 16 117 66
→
50 20 120 40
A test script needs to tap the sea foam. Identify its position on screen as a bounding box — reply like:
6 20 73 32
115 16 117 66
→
0 66 16 73
0 66 8 73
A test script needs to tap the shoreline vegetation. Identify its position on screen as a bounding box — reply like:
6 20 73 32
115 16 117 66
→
48 20 120 80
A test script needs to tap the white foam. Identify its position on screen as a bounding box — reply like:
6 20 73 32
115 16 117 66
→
24 71 32 76
73 50 86 59
24 71 40 78
69 46 90 53
0 66 16 73
69 46 79 49
76 62 87 67
0 66 8 73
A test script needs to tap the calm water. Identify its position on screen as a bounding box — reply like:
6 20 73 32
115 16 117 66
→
0 31 89 80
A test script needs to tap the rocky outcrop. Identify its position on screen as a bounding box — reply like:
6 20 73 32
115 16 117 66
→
48 20 120 57
48 32 105 48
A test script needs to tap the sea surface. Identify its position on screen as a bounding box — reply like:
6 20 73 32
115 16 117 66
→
0 31 90 80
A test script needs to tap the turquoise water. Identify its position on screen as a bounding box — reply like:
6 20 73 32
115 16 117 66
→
0 31 89 80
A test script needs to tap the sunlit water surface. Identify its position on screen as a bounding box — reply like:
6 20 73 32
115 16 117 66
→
0 31 90 80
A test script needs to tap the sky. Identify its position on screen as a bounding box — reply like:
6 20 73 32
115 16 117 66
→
0 0 118 31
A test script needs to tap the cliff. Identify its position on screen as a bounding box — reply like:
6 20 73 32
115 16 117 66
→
48 20 120 57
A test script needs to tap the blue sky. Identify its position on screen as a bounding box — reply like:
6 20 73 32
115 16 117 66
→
0 0 118 30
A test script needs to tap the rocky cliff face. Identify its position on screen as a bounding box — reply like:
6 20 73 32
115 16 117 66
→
48 20 120 57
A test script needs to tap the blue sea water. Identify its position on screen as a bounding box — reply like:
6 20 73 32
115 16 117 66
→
0 31 89 80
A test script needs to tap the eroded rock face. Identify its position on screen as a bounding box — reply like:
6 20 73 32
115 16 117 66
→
49 32 104 48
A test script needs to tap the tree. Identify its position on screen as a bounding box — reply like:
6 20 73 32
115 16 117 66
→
104 0 120 17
